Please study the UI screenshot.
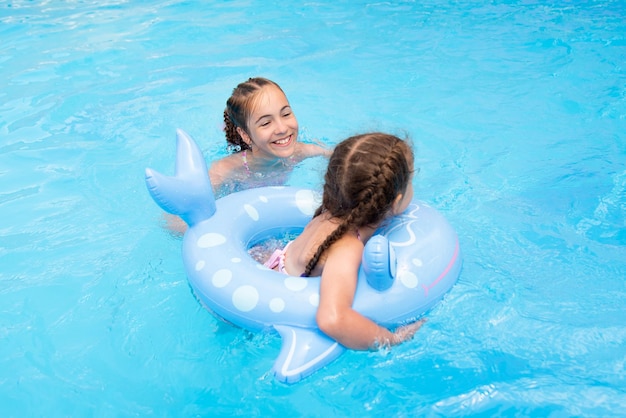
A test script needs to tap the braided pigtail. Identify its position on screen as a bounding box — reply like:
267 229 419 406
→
223 109 247 152
303 195 383 277
223 77 285 153
302 218 351 277
301 132 413 277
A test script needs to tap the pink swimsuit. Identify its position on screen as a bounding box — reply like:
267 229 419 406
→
263 242 292 274
263 231 361 276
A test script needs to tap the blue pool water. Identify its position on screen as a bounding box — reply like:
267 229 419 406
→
1 1 625 416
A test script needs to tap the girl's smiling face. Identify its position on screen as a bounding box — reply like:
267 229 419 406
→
237 84 299 161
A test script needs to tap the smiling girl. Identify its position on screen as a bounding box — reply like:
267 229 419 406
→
165 78 330 235
209 77 331 194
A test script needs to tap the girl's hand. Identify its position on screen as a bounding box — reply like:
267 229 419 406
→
392 318 427 345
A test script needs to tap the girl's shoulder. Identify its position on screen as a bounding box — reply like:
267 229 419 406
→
209 152 243 173
321 233 365 275
208 152 247 187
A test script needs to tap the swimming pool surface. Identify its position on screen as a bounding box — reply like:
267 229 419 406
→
1 1 625 416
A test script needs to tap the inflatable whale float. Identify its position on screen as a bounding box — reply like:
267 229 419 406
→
145 129 462 383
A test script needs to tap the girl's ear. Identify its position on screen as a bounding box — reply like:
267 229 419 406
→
391 193 404 215
236 127 252 147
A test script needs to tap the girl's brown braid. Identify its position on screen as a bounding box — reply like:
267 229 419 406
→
302 133 413 277
223 77 285 152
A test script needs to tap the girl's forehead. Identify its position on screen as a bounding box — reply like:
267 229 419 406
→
250 85 288 113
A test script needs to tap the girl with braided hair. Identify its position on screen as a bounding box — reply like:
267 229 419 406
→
209 77 331 194
264 132 426 350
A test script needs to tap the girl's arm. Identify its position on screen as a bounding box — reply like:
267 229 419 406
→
298 142 332 158
316 237 425 350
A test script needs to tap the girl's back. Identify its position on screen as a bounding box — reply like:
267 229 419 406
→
282 213 373 278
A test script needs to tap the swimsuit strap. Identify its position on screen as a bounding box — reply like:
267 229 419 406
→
242 150 251 174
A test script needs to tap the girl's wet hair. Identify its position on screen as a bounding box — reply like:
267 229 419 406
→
302 132 414 277
223 77 285 152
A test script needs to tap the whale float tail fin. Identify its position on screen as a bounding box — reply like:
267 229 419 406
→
145 129 216 227
272 325 346 384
